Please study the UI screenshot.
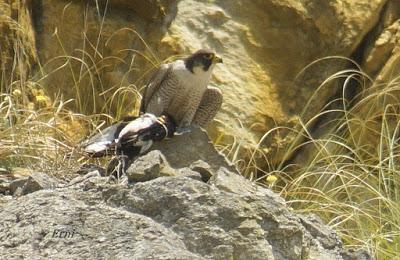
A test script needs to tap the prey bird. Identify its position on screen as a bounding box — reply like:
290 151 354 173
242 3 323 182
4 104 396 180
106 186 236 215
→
83 113 175 158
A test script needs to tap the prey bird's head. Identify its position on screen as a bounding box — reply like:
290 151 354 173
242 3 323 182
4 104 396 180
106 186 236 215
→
184 49 223 74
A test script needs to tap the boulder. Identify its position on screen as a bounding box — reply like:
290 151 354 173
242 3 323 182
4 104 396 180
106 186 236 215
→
126 150 177 182
0 168 60 196
0 130 369 259
9 172 60 196
151 128 238 173
0 161 368 259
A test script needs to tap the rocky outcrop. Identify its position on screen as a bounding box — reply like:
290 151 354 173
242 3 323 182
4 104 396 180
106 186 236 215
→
0 130 369 259
0 168 364 260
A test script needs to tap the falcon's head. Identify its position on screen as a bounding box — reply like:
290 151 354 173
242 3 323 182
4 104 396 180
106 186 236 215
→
184 49 223 74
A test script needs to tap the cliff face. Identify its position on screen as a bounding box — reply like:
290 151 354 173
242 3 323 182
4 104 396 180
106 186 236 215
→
28 0 177 114
158 0 394 166
2 0 400 164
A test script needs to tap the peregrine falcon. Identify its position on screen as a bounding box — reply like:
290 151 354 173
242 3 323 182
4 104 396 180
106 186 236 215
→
83 113 176 158
140 49 223 129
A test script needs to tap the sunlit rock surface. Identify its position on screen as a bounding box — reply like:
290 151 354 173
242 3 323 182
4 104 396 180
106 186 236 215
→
3 0 398 164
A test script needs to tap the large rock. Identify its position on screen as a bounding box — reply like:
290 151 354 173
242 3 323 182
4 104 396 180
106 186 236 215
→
0 160 367 259
0 167 49 196
9 172 60 196
26 0 389 164
151 128 238 173
125 150 178 182
158 0 387 163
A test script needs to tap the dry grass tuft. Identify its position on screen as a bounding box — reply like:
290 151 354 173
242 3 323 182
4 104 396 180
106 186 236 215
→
214 57 400 258
0 1 160 177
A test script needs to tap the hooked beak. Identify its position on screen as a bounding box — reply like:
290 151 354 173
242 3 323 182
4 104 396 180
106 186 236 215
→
212 55 223 64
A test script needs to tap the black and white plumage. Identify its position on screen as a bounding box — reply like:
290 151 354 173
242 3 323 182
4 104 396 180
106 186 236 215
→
83 113 176 158
140 49 223 129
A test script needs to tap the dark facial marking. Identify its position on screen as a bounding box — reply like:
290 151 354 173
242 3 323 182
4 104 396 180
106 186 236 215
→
184 49 216 73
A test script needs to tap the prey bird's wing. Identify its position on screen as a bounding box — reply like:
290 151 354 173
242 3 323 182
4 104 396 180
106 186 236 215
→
82 121 128 157
140 63 172 114
117 115 157 144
